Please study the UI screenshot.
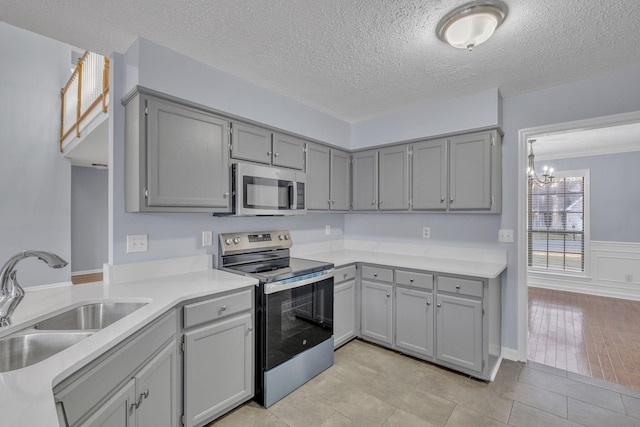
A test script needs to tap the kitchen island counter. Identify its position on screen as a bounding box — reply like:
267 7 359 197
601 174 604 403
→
0 262 256 427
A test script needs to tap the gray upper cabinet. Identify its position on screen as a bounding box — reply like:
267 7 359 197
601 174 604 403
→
231 123 305 170
411 130 501 213
305 143 331 210
412 139 447 210
230 122 272 164
449 132 493 210
124 90 231 213
272 132 305 170
352 150 378 211
306 143 351 211
330 149 350 211
378 145 410 210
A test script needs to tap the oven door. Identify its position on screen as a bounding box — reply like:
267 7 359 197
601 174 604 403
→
264 275 333 370
234 163 306 216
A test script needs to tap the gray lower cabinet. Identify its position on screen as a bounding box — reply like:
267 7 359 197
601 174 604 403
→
182 289 254 427
230 122 305 170
124 89 231 213
395 287 434 358
333 265 357 348
435 293 483 372
54 312 178 427
355 264 501 381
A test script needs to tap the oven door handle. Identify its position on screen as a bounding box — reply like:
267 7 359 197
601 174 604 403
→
264 269 335 294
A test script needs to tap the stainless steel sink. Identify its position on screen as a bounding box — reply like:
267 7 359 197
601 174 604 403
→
34 302 148 331
0 331 92 373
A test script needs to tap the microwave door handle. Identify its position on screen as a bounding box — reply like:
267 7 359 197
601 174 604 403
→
288 182 295 210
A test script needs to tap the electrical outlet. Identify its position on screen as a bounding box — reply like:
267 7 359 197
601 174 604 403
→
498 229 514 243
202 230 213 247
325 225 331 236
127 234 148 253
422 227 430 239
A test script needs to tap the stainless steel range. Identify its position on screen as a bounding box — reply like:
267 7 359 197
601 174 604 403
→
218 230 334 407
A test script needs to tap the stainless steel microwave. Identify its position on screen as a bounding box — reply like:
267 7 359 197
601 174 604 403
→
230 163 306 216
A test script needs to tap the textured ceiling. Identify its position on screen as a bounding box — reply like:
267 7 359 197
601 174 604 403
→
2 0 640 122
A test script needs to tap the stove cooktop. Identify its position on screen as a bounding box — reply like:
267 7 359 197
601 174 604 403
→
225 257 333 284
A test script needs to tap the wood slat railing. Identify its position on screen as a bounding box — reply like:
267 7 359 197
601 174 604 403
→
60 51 109 152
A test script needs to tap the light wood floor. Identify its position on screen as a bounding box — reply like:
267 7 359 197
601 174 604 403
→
528 286 640 390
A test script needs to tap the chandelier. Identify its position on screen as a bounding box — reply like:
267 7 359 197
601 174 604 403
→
527 139 554 186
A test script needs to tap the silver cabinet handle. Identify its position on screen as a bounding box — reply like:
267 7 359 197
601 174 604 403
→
343 273 348 279
220 305 227 311
274 153 280 158
247 327 253 333
379 200 383 205
437 303 441 308
328 200 331 205
267 151 272 156
132 389 150 410
440 196 445 203
371 200 376 205
223 192 229 199
373 273 378 277
427 301 431 306
409 278 414 283
455 284 461 290
386 293 390 298
450 197 454 203
331 200 335 204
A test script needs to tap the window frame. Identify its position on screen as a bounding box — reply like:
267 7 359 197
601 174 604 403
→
527 168 591 277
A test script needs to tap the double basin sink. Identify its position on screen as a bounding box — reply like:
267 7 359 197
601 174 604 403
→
0 302 147 373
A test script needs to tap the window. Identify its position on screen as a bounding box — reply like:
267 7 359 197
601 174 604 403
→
528 170 589 273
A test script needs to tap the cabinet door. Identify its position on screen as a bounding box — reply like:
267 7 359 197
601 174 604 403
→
436 294 483 372
360 281 393 345
330 149 351 211
378 145 409 210
352 150 378 211
334 280 356 348
449 132 492 210
412 139 447 210
183 313 253 427
395 287 433 358
135 342 178 427
272 132 306 170
146 97 230 210
79 379 135 427
231 122 272 164
306 143 331 210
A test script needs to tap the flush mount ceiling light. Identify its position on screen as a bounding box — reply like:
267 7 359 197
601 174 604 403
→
436 1 508 51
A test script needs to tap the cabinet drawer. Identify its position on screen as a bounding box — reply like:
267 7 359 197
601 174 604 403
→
361 265 393 283
395 270 433 290
335 265 356 284
184 289 252 329
437 276 483 298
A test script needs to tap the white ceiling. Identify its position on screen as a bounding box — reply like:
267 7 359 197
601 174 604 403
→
2 0 640 123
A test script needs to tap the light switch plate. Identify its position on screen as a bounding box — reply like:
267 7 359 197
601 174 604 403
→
325 225 331 236
498 229 514 243
202 230 213 247
127 234 148 253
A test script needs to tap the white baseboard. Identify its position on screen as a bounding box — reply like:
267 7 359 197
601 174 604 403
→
501 346 524 362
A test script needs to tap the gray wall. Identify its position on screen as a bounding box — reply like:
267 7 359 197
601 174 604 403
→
544 151 640 243
71 166 108 272
0 23 72 287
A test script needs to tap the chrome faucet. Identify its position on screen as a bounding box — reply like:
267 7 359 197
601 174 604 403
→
0 250 68 327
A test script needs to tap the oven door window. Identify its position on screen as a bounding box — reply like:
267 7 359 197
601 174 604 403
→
244 176 292 210
265 277 333 370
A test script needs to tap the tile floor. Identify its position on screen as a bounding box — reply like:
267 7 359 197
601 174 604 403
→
209 339 640 426
528 286 640 390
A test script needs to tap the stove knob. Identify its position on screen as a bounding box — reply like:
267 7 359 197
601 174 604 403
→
278 235 284 241
284 234 289 240
224 238 232 245
233 237 241 244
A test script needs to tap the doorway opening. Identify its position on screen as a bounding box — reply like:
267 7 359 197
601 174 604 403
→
517 111 640 390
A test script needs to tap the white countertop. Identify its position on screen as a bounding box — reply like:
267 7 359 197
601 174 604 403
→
292 240 507 279
0 266 256 427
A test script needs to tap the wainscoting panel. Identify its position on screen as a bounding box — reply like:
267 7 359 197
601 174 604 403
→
528 241 640 300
